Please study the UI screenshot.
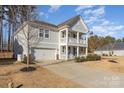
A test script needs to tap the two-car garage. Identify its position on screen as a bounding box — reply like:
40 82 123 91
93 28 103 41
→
32 48 56 61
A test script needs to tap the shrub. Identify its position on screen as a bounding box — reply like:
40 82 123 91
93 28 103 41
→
74 54 101 63
75 56 86 62
80 56 86 62
75 56 81 62
102 54 108 56
86 54 101 61
95 54 101 60
22 54 34 64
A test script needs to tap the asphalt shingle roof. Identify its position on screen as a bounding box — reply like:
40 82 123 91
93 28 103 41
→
30 15 81 28
58 15 80 27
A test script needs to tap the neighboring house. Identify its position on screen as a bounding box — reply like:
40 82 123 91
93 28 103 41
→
14 15 89 61
94 42 124 56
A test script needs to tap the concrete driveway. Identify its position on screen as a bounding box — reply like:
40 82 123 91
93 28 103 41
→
37 61 124 88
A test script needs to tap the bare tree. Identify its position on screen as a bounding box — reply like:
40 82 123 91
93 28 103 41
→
16 6 38 69
17 21 41 69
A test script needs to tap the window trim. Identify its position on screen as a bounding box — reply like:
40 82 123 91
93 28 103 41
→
38 28 50 39
44 29 50 39
38 28 44 38
62 46 66 53
61 30 66 38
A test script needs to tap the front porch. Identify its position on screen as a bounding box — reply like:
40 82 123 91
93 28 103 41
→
60 46 87 60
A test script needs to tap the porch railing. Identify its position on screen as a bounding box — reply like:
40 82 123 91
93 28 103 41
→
79 39 87 44
68 37 77 43
60 37 87 45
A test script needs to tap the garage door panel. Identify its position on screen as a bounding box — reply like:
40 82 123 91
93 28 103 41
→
33 48 55 61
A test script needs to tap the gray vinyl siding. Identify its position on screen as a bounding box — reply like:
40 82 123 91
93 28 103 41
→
71 19 88 33
32 43 58 49
14 23 59 58
28 25 59 49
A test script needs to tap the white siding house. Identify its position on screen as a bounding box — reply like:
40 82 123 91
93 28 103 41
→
94 42 124 56
14 15 89 61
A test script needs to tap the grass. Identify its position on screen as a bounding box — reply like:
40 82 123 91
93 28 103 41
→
0 60 81 88
82 56 124 73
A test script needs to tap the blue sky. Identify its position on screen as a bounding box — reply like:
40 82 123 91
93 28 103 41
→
37 5 124 39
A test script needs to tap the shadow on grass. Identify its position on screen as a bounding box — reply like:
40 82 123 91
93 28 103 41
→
21 61 36 65
16 84 23 88
20 66 36 72
108 60 118 63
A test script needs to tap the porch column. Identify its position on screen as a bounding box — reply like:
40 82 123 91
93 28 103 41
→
59 31 61 59
66 28 68 60
59 46 61 59
77 32 79 43
85 47 88 56
77 46 79 57
66 45 68 60
66 28 68 44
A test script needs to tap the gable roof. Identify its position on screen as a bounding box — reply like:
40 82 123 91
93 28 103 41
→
96 42 124 51
30 15 82 29
14 15 88 36
58 15 81 28
29 20 58 28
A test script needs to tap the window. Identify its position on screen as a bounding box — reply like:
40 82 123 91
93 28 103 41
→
39 29 50 38
79 34 82 39
61 31 66 38
39 29 44 37
73 33 77 38
62 46 65 53
45 29 49 38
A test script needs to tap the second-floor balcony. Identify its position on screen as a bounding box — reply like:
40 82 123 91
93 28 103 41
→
60 29 87 45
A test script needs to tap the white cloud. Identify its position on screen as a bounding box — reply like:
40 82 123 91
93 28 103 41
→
85 16 97 24
39 12 49 19
101 20 110 25
92 6 105 16
83 6 105 26
39 12 44 16
107 32 116 36
75 5 123 38
48 5 62 13
84 6 105 16
91 22 124 37
75 5 94 13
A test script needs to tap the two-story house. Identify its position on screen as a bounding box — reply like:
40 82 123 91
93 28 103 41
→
14 15 89 61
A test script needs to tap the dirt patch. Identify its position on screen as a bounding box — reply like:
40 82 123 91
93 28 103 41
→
82 56 124 73
0 62 81 88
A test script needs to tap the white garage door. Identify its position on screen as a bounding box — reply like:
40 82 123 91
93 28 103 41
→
33 48 56 61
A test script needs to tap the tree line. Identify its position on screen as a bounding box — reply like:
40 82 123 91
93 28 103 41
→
0 5 37 52
88 35 124 52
